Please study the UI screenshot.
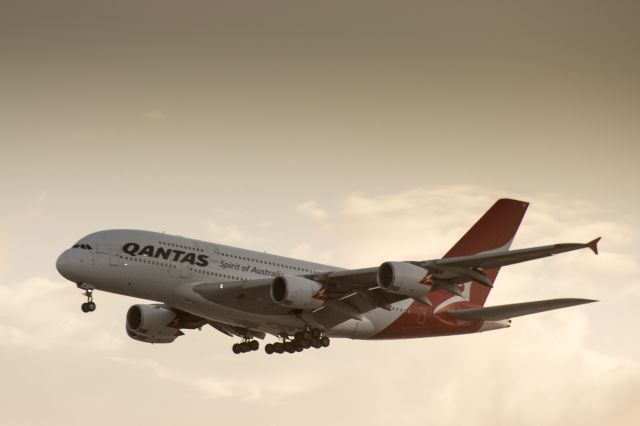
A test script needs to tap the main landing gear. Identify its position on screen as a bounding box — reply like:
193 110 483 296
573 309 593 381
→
80 289 96 313
232 339 260 354
264 328 330 355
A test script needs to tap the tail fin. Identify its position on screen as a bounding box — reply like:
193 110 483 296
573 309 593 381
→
444 198 529 306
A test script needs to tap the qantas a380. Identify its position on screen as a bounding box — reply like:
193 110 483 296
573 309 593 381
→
56 199 599 355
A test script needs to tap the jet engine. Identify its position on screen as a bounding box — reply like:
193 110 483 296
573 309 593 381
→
126 304 184 344
270 276 325 310
377 261 430 298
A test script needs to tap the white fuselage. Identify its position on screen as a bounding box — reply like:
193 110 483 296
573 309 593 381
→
56 230 414 339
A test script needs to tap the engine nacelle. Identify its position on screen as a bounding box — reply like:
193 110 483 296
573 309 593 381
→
270 276 325 310
377 261 430 298
126 304 184 344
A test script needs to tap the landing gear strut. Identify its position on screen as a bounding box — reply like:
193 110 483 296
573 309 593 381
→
232 339 260 354
264 328 330 355
80 289 96 313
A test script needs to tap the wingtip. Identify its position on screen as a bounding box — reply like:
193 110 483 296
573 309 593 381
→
564 298 598 306
565 298 598 304
587 237 601 255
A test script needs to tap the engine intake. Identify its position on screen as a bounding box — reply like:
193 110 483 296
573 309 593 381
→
378 261 430 298
271 276 325 310
126 304 184 344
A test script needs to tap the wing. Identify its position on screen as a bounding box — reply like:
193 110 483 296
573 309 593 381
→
192 238 599 328
306 237 600 306
415 238 601 288
192 269 402 329
424 238 600 271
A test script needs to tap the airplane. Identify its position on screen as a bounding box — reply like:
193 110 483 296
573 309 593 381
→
55 198 599 355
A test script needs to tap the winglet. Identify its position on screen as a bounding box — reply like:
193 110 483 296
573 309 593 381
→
587 237 601 255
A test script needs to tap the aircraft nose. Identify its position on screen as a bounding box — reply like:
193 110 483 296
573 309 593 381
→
56 250 75 281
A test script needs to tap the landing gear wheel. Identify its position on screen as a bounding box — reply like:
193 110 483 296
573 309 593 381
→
232 343 242 354
321 336 330 347
265 344 274 354
311 338 322 349
284 342 295 353
274 343 284 354
80 289 95 313
311 329 322 339
250 340 259 351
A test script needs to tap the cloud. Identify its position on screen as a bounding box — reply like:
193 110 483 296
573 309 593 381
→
281 186 640 360
1 186 638 425
0 277 125 352
201 214 269 249
258 220 274 228
288 242 313 259
24 190 48 219
290 186 636 270
296 200 328 222
341 186 494 217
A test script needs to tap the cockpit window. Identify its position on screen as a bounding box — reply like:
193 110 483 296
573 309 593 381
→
72 244 93 250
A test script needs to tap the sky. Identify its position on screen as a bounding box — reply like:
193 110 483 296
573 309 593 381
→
1 1 639 425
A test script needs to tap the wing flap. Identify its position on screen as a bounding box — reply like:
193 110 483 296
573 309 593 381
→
448 298 597 321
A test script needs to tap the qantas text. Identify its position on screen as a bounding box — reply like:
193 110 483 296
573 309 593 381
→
122 243 209 267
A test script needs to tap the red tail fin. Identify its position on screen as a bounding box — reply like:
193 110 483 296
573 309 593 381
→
444 198 529 306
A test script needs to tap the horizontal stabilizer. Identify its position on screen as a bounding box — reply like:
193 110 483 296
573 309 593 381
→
448 298 597 321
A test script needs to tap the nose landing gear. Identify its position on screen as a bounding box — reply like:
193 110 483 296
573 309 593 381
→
80 289 96 313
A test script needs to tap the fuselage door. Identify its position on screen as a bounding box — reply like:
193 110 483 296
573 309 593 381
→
179 264 192 279
109 249 120 266
96 244 119 267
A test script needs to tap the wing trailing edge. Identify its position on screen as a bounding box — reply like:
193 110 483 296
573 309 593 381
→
447 298 597 321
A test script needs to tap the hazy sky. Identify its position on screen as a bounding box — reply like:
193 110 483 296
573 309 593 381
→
1 1 639 425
